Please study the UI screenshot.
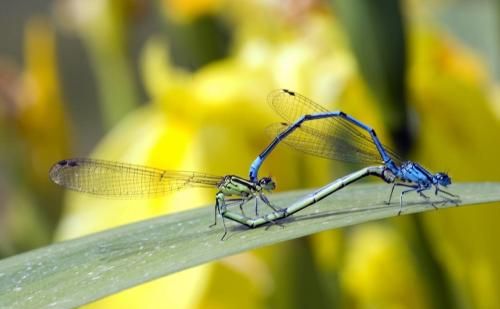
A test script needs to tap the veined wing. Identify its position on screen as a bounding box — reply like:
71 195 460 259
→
267 123 386 164
267 89 402 164
49 158 223 198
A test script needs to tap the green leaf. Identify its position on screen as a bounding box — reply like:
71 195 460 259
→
1 182 499 309
330 0 410 150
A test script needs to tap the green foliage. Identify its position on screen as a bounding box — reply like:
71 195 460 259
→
332 0 409 150
0 182 499 309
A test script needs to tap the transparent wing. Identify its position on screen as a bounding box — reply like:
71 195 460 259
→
266 123 385 164
267 89 402 164
49 158 223 198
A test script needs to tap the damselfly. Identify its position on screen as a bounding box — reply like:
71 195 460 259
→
49 158 278 239
249 89 459 215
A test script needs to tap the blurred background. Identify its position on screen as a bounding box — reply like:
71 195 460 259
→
1 0 500 308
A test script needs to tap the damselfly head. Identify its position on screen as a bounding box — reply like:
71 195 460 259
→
433 172 451 186
259 177 276 191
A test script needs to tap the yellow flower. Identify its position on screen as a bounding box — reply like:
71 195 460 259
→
342 224 429 308
161 0 224 22
19 18 71 195
410 27 500 309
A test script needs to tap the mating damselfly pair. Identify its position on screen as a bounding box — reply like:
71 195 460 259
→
50 89 459 240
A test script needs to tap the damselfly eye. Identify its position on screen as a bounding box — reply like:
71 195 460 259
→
435 172 451 186
259 177 276 190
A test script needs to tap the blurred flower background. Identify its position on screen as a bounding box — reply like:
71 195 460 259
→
1 0 500 308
